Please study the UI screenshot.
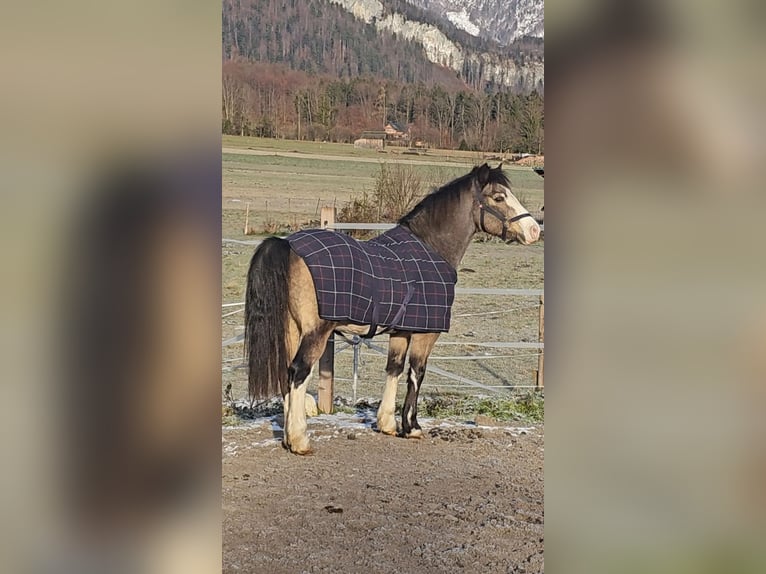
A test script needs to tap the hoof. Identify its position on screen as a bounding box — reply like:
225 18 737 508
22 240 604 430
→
378 425 398 436
405 428 423 439
290 439 313 455
376 414 397 436
283 437 312 455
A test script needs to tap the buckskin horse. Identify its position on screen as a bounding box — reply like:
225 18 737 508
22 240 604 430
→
245 163 540 454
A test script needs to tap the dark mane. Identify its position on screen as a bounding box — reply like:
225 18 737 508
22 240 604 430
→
398 170 473 226
399 164 509 226
487 165 511 188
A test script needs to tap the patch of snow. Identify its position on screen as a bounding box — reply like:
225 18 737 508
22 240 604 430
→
327 0 383 24
515 0 544 39
309 410 376 430
224 410 541 450
446 10 479 36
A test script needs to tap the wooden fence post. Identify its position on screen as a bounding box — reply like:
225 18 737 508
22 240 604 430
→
318 335 334 413
318 205 337 413
320 206 336 230
536 293 544 389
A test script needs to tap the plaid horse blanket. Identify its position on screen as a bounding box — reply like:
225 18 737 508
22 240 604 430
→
287 225 457 335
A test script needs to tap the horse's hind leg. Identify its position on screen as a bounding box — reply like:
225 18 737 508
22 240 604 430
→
284 322 335 454
401 332 440 439
376 332 411 435
281 315 300 450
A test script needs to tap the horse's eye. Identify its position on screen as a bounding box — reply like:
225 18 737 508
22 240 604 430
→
493 196 504 203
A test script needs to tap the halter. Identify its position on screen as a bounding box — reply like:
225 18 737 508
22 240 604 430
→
478 202 535 241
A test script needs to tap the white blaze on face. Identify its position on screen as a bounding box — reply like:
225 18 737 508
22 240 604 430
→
500 185 541 245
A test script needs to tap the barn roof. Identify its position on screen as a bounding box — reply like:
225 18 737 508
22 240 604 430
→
360 131 387 139
385 121 406 132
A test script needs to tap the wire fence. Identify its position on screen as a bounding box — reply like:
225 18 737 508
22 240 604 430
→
223 207 543 403
222 272 544 402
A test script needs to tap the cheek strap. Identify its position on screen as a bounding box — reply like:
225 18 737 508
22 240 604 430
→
479 203 535 241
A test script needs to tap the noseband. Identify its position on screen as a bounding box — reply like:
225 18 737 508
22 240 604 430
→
479 202 535 241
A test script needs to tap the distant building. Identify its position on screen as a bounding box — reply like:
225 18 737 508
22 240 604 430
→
354 124 411 150
354 136 386 150
359 130 387 140
384 121 408 140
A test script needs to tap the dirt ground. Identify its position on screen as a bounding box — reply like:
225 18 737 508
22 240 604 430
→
222 142 544 573
223 413 544 574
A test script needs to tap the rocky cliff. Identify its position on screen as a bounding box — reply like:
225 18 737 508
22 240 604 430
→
328 0 544 91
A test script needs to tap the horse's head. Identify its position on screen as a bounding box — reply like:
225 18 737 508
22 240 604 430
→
472 163 541 245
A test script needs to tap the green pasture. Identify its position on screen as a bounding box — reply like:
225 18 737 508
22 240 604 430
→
223 134 381 158
223 134 495 164
222 142 544 240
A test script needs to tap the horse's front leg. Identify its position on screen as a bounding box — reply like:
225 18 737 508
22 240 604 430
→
376 332 411 435
401 333 440 439
284 322 335 455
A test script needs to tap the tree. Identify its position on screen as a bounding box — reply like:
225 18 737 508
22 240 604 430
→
222 71 247 135
519 92 544 154
221 59 543 152
429 85 451 148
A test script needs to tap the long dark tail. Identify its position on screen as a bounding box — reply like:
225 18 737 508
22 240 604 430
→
245 237 291 399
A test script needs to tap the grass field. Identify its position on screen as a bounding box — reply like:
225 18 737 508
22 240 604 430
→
222 136 544 410
223 134 501 163
223 138 545 239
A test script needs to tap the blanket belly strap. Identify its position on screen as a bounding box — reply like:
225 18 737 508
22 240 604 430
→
365 281 415 339
365 275 381 339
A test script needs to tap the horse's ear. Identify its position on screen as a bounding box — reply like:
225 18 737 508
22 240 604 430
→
475 163 491 187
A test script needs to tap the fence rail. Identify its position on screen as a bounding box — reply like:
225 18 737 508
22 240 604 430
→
455 287 542 296
326 222 397 230
324 222 544 232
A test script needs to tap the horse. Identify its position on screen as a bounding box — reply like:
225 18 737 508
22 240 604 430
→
244 163 541 454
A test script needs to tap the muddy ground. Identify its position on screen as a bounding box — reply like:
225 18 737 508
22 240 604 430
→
223 413 544 573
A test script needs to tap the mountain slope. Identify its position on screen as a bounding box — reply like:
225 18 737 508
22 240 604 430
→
223 0 465 88
404 0 544 46
328 0 543 91
223 0 543 93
